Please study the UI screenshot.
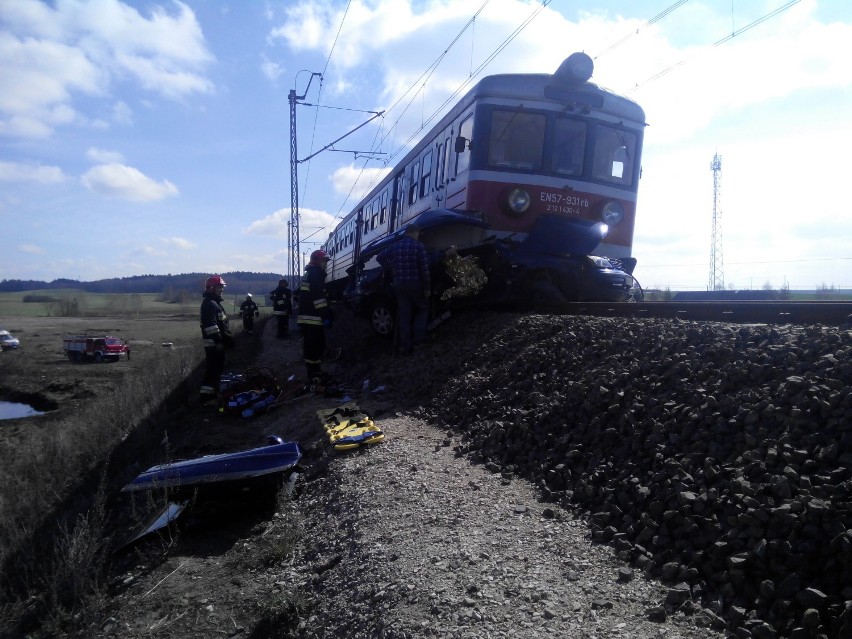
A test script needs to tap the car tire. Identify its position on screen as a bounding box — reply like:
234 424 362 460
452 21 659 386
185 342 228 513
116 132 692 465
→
528 273 570 306
94 352 103 363
370 299 395 337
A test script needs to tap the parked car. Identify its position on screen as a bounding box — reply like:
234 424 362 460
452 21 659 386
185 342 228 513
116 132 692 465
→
0 330 20 350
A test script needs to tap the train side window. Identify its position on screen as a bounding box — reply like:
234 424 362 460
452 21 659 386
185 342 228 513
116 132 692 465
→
593 125 636 186
455 115 473 174
552 118 586 176
370 198 379 230
419 150 432 198
407 160 420 206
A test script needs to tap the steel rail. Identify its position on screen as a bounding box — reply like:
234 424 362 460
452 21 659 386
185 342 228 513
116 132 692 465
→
555 301 852 326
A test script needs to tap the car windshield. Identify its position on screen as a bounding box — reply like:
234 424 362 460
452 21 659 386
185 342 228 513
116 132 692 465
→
106 338 122 345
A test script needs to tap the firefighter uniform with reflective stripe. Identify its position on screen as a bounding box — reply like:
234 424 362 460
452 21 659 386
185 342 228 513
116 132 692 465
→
200 289 233 396
297 258 331 381
269 281 293 338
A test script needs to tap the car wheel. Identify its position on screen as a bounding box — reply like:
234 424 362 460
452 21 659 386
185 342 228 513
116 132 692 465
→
529 273 570 306
370 300 395 337
94 352 103 363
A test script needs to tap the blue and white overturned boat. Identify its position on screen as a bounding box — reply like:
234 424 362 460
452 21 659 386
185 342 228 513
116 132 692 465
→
122 436 301 493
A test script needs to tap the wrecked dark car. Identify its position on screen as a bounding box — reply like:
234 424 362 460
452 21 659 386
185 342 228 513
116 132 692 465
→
343 209 637 336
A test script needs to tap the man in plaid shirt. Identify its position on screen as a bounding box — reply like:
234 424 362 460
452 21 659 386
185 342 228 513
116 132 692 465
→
377 223 431 354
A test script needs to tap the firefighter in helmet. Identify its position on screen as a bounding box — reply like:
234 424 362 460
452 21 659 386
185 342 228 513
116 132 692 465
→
199 275 234 400
239 293 259 334
269 278 293 339
297 250 333 382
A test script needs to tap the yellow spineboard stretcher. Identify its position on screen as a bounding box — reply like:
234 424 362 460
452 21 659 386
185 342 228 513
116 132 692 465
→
317 402 385 451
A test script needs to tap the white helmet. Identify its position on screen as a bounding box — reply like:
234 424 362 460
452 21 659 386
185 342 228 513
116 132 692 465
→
246 293 253 298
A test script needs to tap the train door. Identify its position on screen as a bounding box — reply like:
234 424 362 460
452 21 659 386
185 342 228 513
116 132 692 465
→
446 113 473 207
388 170 405 233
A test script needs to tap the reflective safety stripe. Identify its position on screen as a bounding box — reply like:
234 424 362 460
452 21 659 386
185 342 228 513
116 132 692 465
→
203 324 220 336
304 357 321 364
314 297 328 308
202 338 217 347
272 310 288 316
297 314 323 325
200 385 216 395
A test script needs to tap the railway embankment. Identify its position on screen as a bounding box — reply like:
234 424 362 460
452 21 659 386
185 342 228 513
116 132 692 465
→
422 314 852 638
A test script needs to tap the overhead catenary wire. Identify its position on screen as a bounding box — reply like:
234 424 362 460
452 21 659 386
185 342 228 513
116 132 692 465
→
328 0 551 223
626 0 802 93
323 0 494 221
300 0 353 208
594 0 692 60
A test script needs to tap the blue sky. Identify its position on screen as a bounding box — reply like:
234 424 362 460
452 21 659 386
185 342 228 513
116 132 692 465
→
1 0 850 291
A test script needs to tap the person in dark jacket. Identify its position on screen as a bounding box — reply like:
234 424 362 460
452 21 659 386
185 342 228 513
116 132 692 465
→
377 223 430 354
239 293 259 334
199 275 234 400
268 278 293 338
297 250 333 382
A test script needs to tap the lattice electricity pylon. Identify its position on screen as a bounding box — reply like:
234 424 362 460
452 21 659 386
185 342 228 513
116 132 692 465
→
708 152 724 291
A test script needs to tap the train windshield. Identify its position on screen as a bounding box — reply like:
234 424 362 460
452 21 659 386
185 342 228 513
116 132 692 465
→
488 111 545 170
484 108 638 187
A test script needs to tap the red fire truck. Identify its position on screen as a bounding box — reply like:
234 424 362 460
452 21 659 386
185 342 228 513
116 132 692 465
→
63 335 130 363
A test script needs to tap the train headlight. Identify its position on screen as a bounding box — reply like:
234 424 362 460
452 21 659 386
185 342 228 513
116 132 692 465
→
600 200 624 226
504 187 531 215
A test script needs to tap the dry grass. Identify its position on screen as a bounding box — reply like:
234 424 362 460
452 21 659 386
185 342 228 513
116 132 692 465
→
0 314 203 636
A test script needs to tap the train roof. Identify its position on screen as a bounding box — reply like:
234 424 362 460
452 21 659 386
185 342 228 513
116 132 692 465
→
468 73 646 123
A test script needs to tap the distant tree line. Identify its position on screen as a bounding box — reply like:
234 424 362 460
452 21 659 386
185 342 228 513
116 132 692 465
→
1 272 285 299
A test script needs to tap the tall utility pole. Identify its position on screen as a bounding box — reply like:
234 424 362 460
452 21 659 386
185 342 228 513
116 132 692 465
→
708 152 725 291
288 72 322 283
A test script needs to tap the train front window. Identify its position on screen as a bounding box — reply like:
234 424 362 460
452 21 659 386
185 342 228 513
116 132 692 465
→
488 111 545 170
592 125 636 186
552 118 586 176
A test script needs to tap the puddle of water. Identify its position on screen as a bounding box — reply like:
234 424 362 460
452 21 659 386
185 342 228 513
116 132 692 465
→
0 401 44 420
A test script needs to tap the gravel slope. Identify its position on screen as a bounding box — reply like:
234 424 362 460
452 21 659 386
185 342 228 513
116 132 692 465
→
293 412 720 638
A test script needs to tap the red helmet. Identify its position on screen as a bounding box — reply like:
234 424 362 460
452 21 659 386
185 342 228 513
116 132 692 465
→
205 275 226 290
310 250 330 263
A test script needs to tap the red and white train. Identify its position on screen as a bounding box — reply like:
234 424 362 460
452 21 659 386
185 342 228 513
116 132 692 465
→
320 52 646 311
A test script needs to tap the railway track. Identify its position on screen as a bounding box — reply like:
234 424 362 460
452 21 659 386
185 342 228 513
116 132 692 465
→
559 300 852 326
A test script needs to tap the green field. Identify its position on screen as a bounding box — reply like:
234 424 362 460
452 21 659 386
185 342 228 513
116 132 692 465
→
0 289 268 320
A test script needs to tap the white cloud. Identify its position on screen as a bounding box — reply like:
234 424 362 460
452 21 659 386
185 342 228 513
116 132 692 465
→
244 207 337 239
0 0 214 138
159 236 196 250
80 163 178 201
18 243 45 254
331 164 392 202
86 147 125 163
0 160 66 183
260 56 284 82
112 100 132 125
